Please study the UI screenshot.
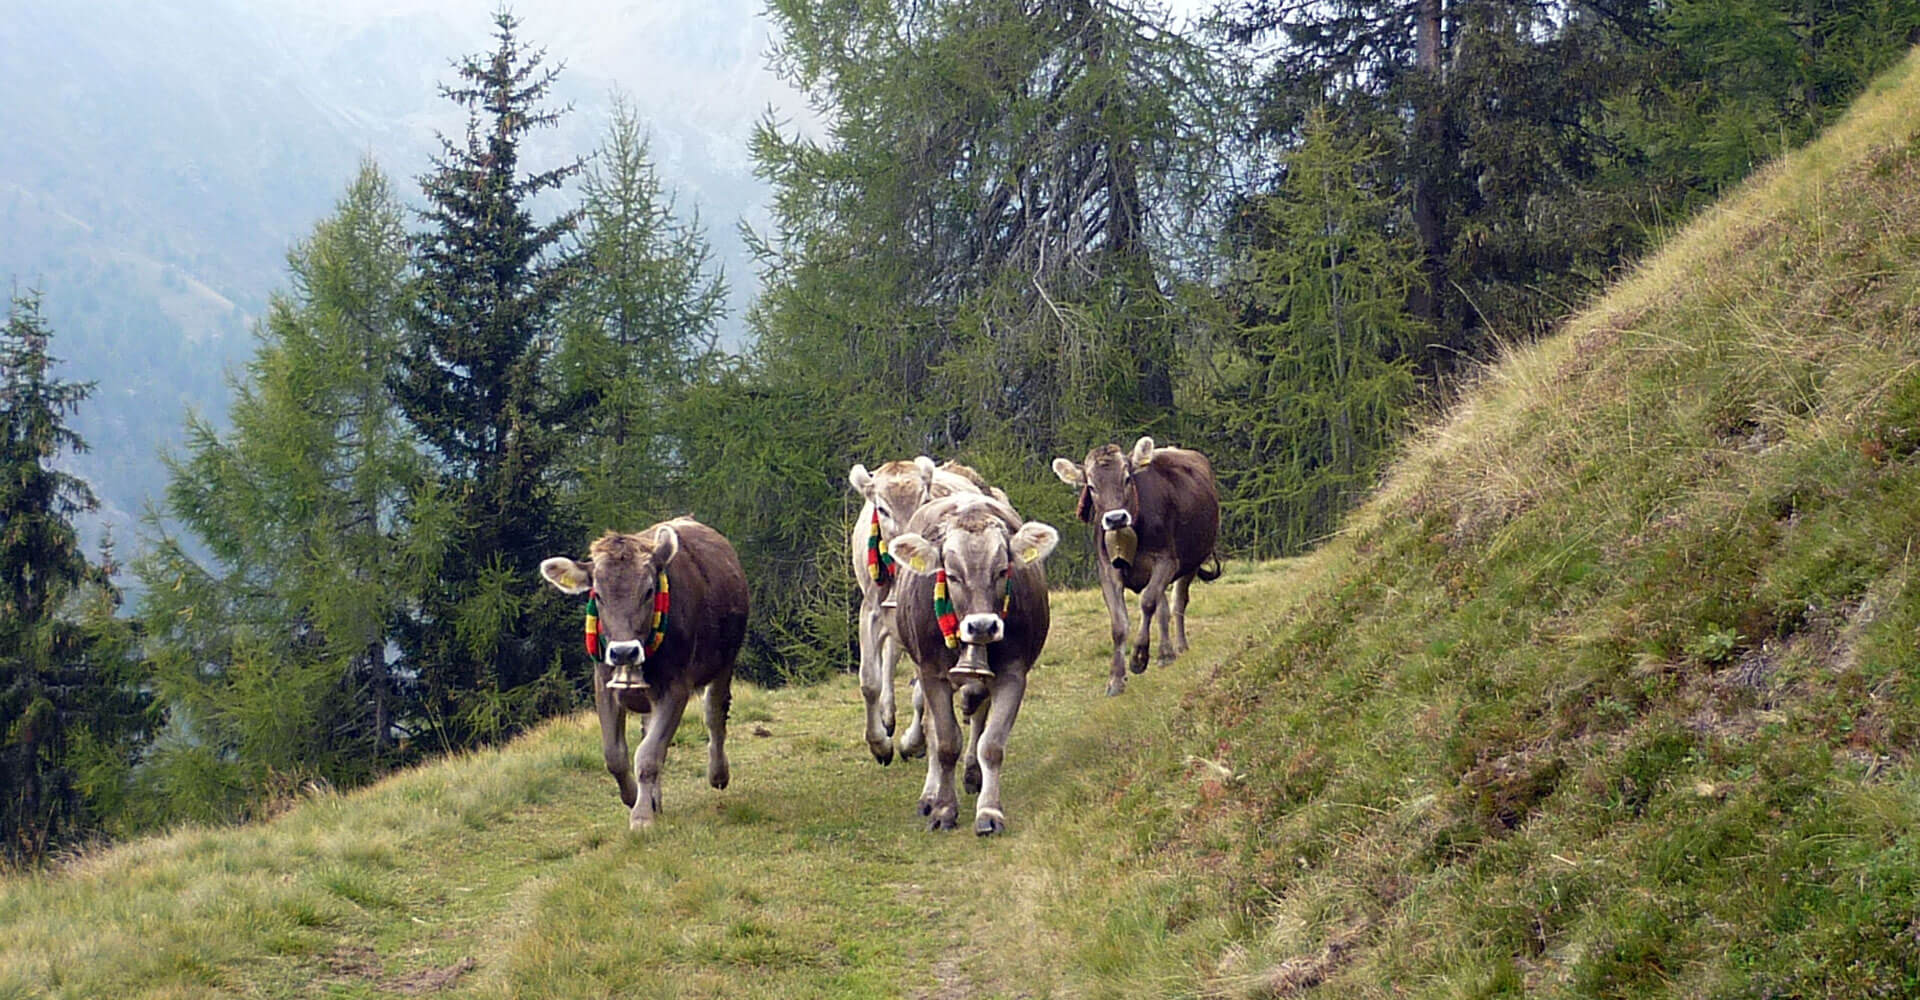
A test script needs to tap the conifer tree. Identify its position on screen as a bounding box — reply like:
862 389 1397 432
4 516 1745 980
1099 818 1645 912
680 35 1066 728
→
136 163 443 821
553 98 725 535
393 10 583 743
1202 110 1423 556
0 290 151 863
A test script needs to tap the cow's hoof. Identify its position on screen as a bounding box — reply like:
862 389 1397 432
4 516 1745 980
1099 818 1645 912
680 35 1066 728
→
926 810 958 832
974 809 1006 836
1128 649 1150 674
1106 677 1127 697
869 741 894 766
709 767 730 790
964 762 982 795
917 797 935 817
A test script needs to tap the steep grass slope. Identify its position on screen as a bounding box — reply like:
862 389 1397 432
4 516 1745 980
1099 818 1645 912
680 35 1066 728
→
1088 47 1920 998
7 46 1920 1000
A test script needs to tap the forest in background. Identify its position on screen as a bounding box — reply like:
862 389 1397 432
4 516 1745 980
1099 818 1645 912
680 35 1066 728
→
6 0 1919 864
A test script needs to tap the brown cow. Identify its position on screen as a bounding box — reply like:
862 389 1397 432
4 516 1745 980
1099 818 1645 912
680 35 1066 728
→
539 518 748 829
887 493 1059 835
846 457 1000 764
1052 436 1220 695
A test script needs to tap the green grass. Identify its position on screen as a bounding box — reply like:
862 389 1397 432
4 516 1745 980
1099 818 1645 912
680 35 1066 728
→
14 45 1920 1000
0 567 1304 999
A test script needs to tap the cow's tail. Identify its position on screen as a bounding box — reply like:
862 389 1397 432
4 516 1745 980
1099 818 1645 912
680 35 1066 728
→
1195 554 1224 583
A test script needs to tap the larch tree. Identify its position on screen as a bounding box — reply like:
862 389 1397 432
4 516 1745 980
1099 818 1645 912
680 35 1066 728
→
552 97 726 537
136 162 444 822
1201 109 1424 557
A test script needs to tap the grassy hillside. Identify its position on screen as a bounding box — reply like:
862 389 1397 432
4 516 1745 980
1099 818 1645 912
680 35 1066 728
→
9 44 1920 1000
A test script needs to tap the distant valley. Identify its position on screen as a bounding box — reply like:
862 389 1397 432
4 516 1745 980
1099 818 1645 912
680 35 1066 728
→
0 0 810 549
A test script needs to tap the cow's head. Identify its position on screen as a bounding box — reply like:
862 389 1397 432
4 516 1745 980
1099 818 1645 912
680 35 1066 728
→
1052 436 1155 532
890 501 1059 647
849 455 941 539
540 525 682 688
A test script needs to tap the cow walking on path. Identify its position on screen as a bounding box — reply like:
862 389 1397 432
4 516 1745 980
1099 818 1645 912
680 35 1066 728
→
846 457 997 764
1052 437 1220 696
540 519 749 829
887 493 1059 835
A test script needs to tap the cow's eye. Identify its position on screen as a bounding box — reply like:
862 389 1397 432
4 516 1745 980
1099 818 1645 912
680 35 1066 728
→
876 506 891 521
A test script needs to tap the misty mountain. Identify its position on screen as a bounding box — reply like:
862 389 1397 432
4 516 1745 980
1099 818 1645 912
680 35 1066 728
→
0 0 810 547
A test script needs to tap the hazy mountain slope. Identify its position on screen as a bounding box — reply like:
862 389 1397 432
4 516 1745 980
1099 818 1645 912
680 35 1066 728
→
0 0 804 544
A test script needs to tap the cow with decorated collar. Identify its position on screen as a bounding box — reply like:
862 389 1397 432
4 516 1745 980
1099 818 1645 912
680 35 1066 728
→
539 518 748 830
845 456 1002 765
885 492 1059 835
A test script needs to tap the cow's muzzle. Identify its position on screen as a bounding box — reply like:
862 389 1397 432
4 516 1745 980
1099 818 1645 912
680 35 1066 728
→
605 640 649 690
959 613 1004 645
1101 509 1132 531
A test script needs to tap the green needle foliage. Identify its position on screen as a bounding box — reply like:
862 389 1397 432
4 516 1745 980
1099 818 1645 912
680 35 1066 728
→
136 163 446 823
0 291 151 864
392 11 584 747
1201 108 1424 557
552 97 727 537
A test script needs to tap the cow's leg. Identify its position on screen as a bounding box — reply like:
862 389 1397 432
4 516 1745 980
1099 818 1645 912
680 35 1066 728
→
916 671 962 831
629 685 690 830
704 670 733 790
1131 561 1181 676
972 669 1027 836
858 595 894 765
1101 569 1132 696
961 681 989 795
899 674 927 760
594 670 638 808
1171 573 1194 655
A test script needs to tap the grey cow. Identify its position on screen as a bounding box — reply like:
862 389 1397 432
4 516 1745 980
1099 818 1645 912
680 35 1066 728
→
886 493 1059 835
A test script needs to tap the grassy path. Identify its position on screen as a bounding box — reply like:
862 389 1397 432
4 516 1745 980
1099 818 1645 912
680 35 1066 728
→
0 563 1297 999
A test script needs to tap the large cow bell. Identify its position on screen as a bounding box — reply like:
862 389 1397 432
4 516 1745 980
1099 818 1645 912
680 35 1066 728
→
1105 526 1138 571
948 643 993 684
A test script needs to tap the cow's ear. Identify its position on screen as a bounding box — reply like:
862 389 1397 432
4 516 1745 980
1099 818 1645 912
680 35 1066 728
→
540 557 592 594
1050 458 1085 487
652 524 681 567
914 455 938 493
848 463 874 497
888 532 937 573
1010 521 1060 565
1129 436 1156 467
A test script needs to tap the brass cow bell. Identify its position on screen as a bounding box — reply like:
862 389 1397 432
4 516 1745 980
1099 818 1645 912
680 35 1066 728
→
948 643 993 684
607 663 649 691
1105 526 1138 571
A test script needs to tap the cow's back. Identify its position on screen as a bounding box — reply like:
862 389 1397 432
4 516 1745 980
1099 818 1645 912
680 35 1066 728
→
653 519 749 687
1131 448 1219 582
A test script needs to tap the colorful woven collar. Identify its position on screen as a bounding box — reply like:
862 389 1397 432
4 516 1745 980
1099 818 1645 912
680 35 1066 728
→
866 507 896 584
582 570 671 659
934 564 1014 649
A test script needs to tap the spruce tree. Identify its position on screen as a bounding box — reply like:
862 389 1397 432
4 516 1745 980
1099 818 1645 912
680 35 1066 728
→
393 10 582 743
136 163 443 821
0 290 152 863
